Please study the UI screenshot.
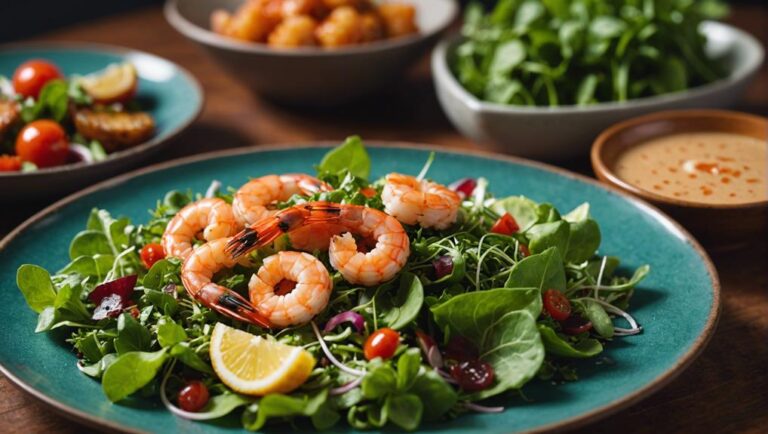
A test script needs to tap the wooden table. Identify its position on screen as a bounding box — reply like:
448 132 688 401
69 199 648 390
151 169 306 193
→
2 5 767 434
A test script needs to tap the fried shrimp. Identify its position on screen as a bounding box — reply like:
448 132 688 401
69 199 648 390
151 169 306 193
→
162 198 240 260
248 251 332 326
181 238 270 327
227 201 410 286
381 173 461 230
232 174 331 225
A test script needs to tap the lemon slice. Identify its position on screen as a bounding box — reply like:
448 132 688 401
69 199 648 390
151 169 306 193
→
79 62 137 104
209 322 316 395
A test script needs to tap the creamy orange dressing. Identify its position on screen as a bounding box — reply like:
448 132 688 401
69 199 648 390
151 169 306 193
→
614 132 767 204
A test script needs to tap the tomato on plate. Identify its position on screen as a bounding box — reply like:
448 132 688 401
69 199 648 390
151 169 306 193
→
15 120 69 168
490 212 520 235
12 60 63 99
449 359 495 391
178 381 209 412
543 289 571 321
364 328 400 360
139 243 165 269
0 155 22 172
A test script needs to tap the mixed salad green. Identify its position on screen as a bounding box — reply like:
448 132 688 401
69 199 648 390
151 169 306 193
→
453 0 728 106
17 138 649 431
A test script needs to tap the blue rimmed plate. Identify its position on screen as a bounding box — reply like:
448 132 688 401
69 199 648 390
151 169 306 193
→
0 144 719 433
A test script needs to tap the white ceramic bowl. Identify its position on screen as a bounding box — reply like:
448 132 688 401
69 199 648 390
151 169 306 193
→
432 21 764 160
165 0 457 106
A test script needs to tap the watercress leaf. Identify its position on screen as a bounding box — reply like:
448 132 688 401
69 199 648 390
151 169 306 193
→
170 342 213 374
378 272 424 330
607 264 651 291
362 364 397 399
506 247 566 292
156 317 187 348
188 393 252 420
590 16 626 39
78 353 117 378
114 313 151 355
16 264 57 313
396 348 421 391
74 331 105 362
586 256 620 280
385 393 423 431
141 289 178 316
515 0 545 30
527 221 570 256
366 403 388 428
102 349 168 402
318 136 370 180
582 300 614 338
333 386 363 409
54 284 90 320
538 324 603 358
576 74 599 105
409 369 457 421
35 307 56 333
490 40 526 77
242 389 328 431
491 196 539 231
142 259 178 290
564 203 590 223
311 400 341 430
69 230 112 260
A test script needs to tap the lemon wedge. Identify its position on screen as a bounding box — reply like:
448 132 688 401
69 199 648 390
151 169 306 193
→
209 322 316 396
79 62 137 104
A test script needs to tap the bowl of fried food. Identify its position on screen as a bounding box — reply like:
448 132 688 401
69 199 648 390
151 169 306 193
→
0 43 203 202
165 0 458 105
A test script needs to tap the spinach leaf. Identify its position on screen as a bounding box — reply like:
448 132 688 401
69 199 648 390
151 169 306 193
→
527 221 570 256
16 264 57 313
78 353 118 379
409 369 457 421
242 389 328 431
69 230 112 260
102 348 168 402
362 363 397 399
156 317 187 348
581 300 614 338
538 325 602 358
563 203 601 263
170 342 213 374
378 272 424 330
396 348 421 391
491 196 540 231
318 136 371 179
385 393 423 431
20 80 69 122
114 313 151 354
187 393 252 421
506 247 566 292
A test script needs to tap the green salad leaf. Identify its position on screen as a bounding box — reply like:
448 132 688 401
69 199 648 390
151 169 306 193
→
318 135 371 179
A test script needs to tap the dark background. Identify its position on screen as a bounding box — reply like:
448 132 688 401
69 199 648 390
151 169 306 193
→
1 0 765 42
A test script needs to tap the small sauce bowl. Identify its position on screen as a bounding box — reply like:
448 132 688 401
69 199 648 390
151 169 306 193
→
592 110 767 250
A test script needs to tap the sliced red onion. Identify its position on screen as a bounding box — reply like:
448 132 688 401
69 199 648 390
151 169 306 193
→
330 377 363 396
416 330 443 369
449 178 477 199
432 256 454 280
68 143 94 164
311 321 366 377
463 402 504 413
323 311 365 334
89 275 138 320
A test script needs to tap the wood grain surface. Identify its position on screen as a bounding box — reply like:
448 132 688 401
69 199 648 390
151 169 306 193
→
1 5 766 434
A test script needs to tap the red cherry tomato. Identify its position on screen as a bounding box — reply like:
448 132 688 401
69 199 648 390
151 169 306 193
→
177 381 209 412
0 155 22 172
543 289 571 322
519 244 530 258
449 359 495 391
15 120 69 168
490 213 520 235
12 60 63 98
443 335 479 362
139 243 165 269
364 328 400 360
360 187 377 198
562 313 593 335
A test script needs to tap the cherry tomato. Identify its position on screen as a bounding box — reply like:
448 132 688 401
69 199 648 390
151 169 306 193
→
177 381 209 412
490 213 520 235
15 120 69 168
12 60 63 99
443 335 479 362
449 359 495 391
364 328 400 360
0 155 22 172
139 243 165 269
562 313 593 335
360 187 377 198
128 305 140 319
543 289 571 322
519 244 530 258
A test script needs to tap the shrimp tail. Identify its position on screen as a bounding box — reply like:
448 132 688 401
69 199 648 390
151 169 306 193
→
198 284 272 328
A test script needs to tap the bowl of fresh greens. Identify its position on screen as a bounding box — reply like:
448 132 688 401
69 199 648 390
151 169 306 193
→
432 0 764 159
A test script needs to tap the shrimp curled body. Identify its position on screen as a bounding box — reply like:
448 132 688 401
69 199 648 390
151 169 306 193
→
162 198 240 260
249 251 332 327
232 174 332 225
227 202 410 286
181 238 270 327
381 173 460 230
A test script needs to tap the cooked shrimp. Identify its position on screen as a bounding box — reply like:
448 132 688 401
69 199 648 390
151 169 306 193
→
248 251 332 326
0 100 20 141
211 0 282 42
162 198 240 260
381 173 460 230
227 201 410 286
315 6 363 47
182 238 270 327
268 15 318 47
232 174 331 225
377 3 418 38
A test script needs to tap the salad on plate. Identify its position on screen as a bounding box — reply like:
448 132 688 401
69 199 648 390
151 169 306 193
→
16 138 649 431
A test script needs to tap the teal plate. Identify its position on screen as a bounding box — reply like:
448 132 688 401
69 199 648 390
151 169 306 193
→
0 144 719 433
0 43 203 200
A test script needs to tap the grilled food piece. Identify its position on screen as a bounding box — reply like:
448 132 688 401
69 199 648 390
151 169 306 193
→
73 108 155 152
0 100 20 141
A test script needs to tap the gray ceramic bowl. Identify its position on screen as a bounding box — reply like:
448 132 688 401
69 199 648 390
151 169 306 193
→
432 21 764 160
165 0 457 106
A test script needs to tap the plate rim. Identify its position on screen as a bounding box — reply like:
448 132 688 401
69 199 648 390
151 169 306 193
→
0 41 205 179
0 142 721 434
